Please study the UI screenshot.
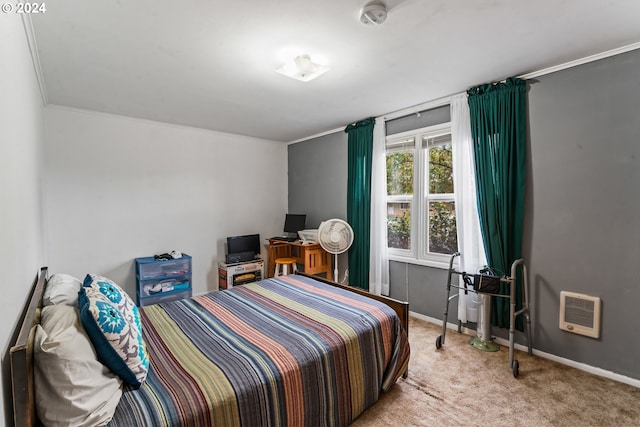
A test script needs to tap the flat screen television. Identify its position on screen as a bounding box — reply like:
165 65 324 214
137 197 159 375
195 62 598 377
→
283 214 306 235
226 234 261 263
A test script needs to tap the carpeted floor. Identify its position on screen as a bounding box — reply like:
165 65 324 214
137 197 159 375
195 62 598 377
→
351 316 640 426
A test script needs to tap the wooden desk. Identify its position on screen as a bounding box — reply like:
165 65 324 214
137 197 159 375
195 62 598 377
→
267 239 332 281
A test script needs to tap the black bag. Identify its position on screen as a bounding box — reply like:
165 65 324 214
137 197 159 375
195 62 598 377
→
471 273 502 294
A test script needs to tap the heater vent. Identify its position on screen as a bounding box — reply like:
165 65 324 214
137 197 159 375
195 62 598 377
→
559 291 601 338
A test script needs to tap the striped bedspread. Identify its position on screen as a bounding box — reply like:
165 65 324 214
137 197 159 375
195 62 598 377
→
109 274 410 427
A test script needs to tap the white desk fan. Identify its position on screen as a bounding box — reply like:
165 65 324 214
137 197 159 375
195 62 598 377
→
317 219 354 283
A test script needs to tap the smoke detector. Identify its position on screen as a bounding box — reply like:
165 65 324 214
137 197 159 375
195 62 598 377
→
360 2 387 25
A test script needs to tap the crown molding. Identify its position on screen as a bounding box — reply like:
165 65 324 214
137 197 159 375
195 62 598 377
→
21 14 48 105
520 41 640 79
288 126 345 145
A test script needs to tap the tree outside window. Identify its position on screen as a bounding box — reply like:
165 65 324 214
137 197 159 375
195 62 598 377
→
386 141 413 250
386 124 458 263
425 137 457 255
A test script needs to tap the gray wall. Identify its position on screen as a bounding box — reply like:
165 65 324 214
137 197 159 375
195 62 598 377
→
288 48 640 381
288 131 349 280
388 261 454 321
288 132 348 228
524 50 640 379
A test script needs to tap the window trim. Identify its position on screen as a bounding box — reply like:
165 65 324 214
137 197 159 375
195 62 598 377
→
386 122 455 269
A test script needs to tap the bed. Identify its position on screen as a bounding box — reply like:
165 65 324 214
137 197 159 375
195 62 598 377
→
11 268 409 427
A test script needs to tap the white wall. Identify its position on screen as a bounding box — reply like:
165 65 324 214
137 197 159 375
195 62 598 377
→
0 14 45 427
44 107 288 299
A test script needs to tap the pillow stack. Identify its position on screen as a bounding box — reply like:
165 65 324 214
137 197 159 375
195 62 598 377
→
78 274 149 388
35 274 123 427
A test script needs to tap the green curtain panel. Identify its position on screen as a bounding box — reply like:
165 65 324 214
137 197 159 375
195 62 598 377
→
345 117 375 289
467 78 527 329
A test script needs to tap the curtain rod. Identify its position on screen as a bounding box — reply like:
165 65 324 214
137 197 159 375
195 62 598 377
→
381 95 452 122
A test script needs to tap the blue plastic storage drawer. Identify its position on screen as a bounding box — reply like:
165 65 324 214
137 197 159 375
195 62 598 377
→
138 288 192 307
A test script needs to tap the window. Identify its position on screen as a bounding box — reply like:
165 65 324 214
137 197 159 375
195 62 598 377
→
386 122 458 265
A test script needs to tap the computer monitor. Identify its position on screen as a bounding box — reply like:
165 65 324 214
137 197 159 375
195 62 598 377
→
283 214 306 236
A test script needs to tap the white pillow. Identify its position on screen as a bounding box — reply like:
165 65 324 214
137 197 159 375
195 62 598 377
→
43 273 82 306
34 305 123 427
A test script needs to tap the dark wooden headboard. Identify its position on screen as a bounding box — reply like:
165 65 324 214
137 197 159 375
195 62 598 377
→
10 267 47 427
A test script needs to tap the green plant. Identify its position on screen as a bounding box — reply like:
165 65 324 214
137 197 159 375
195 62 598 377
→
429 202 458 254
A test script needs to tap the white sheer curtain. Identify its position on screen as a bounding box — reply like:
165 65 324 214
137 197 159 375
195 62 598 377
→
369 116 389 295
451 94 487 323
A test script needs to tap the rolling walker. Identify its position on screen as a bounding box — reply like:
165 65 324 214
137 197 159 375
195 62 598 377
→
435 252 532 378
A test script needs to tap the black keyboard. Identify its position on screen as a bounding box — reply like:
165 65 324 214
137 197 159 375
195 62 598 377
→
270 236 298 242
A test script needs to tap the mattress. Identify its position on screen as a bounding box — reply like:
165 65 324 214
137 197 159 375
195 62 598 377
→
108 274 410 427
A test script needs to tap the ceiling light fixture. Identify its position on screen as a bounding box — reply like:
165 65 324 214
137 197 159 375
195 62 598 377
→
276 54 330 82
360 1 387 25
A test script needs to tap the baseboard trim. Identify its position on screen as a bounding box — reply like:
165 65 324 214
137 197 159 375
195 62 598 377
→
409 311 640 389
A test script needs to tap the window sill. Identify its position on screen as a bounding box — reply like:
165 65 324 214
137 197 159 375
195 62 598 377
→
388 254 457 270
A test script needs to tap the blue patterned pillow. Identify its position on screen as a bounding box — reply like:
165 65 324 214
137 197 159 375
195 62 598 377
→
79 275 149 388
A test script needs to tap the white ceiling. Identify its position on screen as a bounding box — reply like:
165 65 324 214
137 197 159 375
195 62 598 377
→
31 0 640 142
